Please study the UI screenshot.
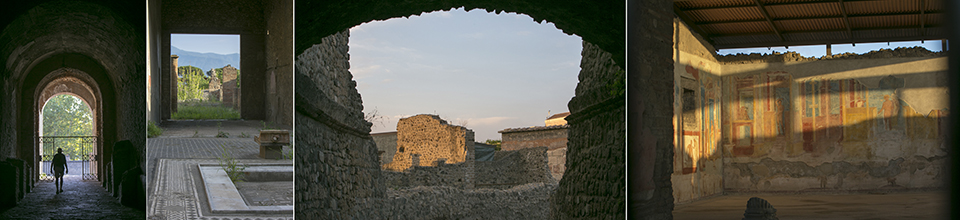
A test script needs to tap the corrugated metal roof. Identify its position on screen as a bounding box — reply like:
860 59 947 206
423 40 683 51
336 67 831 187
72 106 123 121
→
686 7 765 22
701 21 773 34
676 0 755 9
766 2 841 18
673 0 946 49
775 18 845 31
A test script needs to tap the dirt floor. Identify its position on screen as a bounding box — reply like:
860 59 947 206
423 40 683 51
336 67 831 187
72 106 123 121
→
673 191 948 220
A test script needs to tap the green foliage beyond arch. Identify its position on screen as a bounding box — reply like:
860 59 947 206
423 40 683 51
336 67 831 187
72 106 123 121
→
42 95 93 159
177 65 209 101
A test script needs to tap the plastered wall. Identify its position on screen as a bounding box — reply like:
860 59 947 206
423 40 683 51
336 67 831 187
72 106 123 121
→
720 51 948 192
672 17 948 200
671 18 724 204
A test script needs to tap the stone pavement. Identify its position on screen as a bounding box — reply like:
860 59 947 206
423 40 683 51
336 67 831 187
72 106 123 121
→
148 120 293 220
0 175 145 219
148 159 292 220
158 120 289 138
673 191 948 220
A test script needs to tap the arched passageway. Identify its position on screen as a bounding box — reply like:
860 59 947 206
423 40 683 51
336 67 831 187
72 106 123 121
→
37 75 101 182
294 1 626 219
0 0 146 215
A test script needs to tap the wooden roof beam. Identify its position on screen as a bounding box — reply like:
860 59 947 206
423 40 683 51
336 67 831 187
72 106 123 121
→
752 0 785 44
838 0 855 46
920 0 926 40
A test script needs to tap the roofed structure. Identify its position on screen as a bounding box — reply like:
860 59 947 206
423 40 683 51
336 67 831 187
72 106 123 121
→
674 0 946 49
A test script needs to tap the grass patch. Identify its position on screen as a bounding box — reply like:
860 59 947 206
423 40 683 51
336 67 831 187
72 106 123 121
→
218 144 246 183
172 102 240 119
282 145 293 160
148 121 163 138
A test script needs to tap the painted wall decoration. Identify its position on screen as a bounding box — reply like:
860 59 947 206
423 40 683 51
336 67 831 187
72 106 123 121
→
676 62 722 174
723 72 946 158
672 55 724 203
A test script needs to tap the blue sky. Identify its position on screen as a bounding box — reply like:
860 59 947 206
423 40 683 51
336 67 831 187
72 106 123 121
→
349 8 583 141
718 40 944 57
170 34 240 54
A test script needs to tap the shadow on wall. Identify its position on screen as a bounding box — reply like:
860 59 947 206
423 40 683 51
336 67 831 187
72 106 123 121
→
674 54 948 196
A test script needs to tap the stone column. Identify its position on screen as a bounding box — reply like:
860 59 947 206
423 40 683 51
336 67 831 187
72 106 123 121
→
170 55 178 113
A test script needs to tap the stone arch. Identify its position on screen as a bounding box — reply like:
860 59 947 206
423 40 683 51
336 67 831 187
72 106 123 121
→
0 0 145 208
34 68 103 178
17 54 117 186
295 2 623 65
295 2 624 219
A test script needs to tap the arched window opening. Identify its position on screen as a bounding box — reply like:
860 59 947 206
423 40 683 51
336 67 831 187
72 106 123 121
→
353 8 580 183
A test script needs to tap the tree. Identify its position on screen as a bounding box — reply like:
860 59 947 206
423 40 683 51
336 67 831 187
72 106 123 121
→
42 95 93 159
485 139 502 151
177 65 209 101
364 107 387 128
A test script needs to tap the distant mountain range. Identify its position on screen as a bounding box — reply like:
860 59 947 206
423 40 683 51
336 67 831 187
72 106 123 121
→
171 46 240 73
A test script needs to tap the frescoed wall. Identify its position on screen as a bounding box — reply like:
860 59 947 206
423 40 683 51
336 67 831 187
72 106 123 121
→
720 52 948 192
671 19 723 204
671 18 947 203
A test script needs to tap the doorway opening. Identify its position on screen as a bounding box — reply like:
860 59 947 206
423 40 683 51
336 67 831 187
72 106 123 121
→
38 94 97 181
170 34 242 120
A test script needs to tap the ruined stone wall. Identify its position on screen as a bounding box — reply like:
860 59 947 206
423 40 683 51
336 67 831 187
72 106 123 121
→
553 40 626 218
476 146 554 188
500 125 568 151
382 162 471 189
719 49 948 192
295 30 385 219
372 132 397 164
221 65 239 110
206 71 221 101
383 114 473 172
671 18 724 204
499 127 568 180
372 183 556 220
384 146 553 191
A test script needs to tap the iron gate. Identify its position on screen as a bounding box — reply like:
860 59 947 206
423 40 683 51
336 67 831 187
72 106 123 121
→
38 136 97 181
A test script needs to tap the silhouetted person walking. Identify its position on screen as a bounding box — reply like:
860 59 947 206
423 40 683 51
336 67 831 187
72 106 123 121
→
51 148 68 194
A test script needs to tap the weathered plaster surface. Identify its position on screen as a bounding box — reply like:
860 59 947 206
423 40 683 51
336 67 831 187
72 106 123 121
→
671 16 948 198
719 49 948 192
671 18 724 204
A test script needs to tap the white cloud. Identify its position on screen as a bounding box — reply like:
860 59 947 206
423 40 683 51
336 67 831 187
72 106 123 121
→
350 64 381 78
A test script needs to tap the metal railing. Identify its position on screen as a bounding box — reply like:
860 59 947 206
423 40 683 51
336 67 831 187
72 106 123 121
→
37 136 98 181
